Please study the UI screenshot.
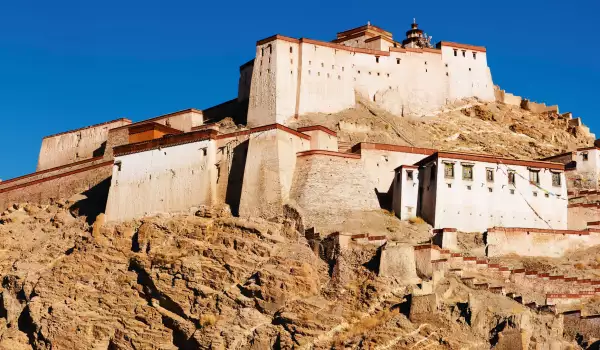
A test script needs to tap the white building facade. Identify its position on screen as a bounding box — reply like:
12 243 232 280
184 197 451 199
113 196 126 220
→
395 152 568 232
245 23 495 128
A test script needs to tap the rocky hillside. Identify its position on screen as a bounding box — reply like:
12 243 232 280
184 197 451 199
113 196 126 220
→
290 96 595 159
0 202 591 349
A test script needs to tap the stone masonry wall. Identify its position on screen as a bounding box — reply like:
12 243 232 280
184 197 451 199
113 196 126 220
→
0 162 113 210
289 151 380 229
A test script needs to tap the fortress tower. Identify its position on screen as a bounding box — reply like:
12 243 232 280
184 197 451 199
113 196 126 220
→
402 19 433 49
244 21 495 128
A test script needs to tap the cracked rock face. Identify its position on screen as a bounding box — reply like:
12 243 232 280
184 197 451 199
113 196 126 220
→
0 204 579 349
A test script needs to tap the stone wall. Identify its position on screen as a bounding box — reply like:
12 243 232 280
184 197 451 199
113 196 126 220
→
37 118 131 171
288 151 380 229
486 227 600 257
568 205 600 230
0 162 113 210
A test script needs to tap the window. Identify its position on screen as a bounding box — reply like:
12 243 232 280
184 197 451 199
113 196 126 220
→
321 62 324 67
469 68 471 71
454 49 457 56
376 57 379 63
396 58 401 64
533 192 538 197
488 187 493 193
545 193 550 198
309 60 312 65
583 152 589 161
444 163 454 179
342 67 345 71
529 170 540 185
552 172 561 187
508 171 516 185
290 47 293 53
486 168 494 182
447 183 452 188
462 165 474 180
462 50 466 57
473 52 477 59
407 170 414 181
425 61 427 65
467 185 472 190
510 189 515 195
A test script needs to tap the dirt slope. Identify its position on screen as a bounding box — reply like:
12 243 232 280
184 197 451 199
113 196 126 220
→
289 97 595 159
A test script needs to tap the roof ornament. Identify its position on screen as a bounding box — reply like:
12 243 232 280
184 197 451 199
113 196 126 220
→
413 18 416 24
367 21 371 26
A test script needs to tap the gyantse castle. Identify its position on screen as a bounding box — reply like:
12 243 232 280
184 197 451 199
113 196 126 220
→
1 21 599 259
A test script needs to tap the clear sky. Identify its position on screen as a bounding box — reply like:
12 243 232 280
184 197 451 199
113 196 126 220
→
0 0 598 179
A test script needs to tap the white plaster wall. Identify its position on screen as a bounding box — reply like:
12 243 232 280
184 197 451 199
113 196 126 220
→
238 129 309 218
440 45 495 102
487 230 600 258
431 158 567 232
37 119 130 171
360 149 430 193
393 168 420 220
247 39 496 128
105 140 217 222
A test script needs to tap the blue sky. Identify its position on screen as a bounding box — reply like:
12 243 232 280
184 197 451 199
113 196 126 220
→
0 0 598 179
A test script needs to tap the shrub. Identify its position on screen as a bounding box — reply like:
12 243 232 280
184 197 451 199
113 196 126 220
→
409 216 425 225
200 314 217 327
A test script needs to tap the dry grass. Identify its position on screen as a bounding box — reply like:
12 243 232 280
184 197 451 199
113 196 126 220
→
409 216 426 225
200 314 217 327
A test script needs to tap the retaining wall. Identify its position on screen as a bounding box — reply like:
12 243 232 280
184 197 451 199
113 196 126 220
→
0 161 113 210
288 151 380 229
486 227 600 257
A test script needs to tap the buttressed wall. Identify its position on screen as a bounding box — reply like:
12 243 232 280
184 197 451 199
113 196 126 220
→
238 126 310 219
246 27 494 128
37 118 131 171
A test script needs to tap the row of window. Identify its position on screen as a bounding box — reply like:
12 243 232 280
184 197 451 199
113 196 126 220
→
454 49 477 59
437 163 561 187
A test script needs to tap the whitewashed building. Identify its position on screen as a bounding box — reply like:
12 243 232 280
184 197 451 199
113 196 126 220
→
542 143 600 190
393 151 568 232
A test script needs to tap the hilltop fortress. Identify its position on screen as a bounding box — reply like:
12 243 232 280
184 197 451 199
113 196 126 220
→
244 21 495 125
1 21 599 259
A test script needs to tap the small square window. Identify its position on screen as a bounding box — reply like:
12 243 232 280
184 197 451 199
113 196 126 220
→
545 193 550 198
529 170 540 185
453 49 457 56
510 189 515 195
533 192 538 197
552 172 561 187
462 165 474 181
447 183 452 188
583 153 589 161
473 52 477 59
407 170 414 181
376 57 380 63
462 50 466 57
321 62 324 67
467 185 472 190
444 163 454 179
290 47 293 53
486 169 494 182
396 58 401 64
508 171 516 185
488 187 493 193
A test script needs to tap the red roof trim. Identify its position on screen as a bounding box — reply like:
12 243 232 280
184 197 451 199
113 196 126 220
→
487 227 592 236
114 129 218 157
352 142 437 156
109 109 203 133
296 150 361 159
438 41 487 53
297 125 337 136
0 156 104 186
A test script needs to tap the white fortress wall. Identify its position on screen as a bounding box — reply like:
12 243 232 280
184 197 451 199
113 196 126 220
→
439 43 495 102
105 138 217 222
574 148 600 188
247 35 496 128
37 118 131 171
430 155 567 232
392 165 420 220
